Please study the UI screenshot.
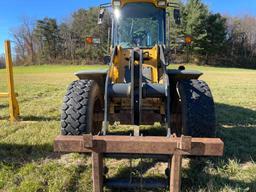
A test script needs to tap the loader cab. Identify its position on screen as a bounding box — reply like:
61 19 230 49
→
112 2 166 49
103 1 169 84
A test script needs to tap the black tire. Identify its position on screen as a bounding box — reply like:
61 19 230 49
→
61 80 103 135
169 80 182 136
171 79 216 137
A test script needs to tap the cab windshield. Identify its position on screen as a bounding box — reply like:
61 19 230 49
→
113 3 165 48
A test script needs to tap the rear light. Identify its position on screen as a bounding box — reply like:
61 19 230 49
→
185 35 192 45
86 37 101 44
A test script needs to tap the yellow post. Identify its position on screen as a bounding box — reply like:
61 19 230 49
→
4 40 20 123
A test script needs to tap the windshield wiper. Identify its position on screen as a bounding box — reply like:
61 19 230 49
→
129 19 134 35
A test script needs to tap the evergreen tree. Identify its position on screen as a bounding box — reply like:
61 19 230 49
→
198 13 227 63
34 18 60 63
182 0 209 51
70 8 110 61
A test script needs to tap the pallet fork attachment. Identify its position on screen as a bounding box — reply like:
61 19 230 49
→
54 135 224 192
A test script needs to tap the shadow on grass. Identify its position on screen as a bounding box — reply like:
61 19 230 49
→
21 115 60 122
0 104 8 108
0 103 255 191
0 115 59 122
110 103 256 163
0 115 9 120
182 158 255 191
182 103 256 191
0 143 59 165
0 142 89 192
108 103 256 191
216 103 256 163
113 159 162 179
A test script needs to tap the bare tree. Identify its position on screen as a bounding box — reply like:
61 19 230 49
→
11 17 35 64
240 16 256 58
226 15 256 67
0 54 5 68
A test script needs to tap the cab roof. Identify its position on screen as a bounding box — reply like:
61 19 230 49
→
112 0 167 8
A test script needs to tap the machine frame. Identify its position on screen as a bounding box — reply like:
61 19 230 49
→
55 0 224 191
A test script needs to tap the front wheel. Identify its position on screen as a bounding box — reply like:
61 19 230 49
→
61 80 103 135
170 79 216 137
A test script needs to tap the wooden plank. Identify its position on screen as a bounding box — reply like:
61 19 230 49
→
94 135 179 154
170 153 182 192
92 152 103 192
177 136 191 151
83 134 93 148
54 135 91 153
54 135 224 156
190 138 224 156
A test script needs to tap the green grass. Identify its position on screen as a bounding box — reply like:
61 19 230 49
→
0 64 256 192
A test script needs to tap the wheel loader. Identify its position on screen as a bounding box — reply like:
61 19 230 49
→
54 1 224 191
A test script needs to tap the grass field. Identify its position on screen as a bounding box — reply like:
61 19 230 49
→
0 64 256 192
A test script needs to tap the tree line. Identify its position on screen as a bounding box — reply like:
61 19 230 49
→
0 55 4 68
10 0 256 68
171 0 256 68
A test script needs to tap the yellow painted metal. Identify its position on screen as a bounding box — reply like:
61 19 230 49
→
109 46 128 83
0 93 9 98
109 0 164 83
109 0 165 85
0 40 20 123
144 45 159 83
112 0 167 8
109 46 159 84
0 92 18 98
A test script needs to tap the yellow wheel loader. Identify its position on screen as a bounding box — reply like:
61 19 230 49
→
54 1 224 191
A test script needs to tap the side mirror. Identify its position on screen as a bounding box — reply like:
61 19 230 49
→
174 9 181 25
98 8 105 25
103 55 111 65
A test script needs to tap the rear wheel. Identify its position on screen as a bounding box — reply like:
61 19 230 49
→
170 79 216 137
61 80 103 135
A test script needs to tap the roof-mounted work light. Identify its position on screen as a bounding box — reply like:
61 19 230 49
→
113 0 121 8
157 0 167 7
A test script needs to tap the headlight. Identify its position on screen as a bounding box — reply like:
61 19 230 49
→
114 9 121 20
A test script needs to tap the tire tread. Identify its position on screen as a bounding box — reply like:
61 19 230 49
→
61 80 95 135
178 79 216 137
